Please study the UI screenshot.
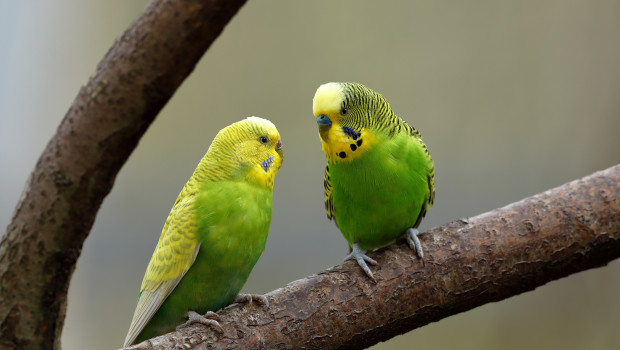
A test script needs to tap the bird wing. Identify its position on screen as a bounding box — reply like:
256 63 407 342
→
415 135 435 209
410 134 435 228
323 164 336 224
124 195 201 347
426 166 435 207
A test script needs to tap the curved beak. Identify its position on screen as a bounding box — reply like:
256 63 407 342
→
275 138 283 163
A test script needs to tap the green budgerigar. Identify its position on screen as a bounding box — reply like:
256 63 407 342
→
123 117 283 346
313 82 435 281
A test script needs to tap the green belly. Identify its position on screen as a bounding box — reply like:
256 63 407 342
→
136 182 272 343
330 133 431 250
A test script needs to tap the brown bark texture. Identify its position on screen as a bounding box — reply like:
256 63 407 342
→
0 1 247 349
126 164 620 350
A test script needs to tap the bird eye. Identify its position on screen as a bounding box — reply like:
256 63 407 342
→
259 136 268 144
340 108 348 116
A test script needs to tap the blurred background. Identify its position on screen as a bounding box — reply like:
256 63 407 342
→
1 1 619 349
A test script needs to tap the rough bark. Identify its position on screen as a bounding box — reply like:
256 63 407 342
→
0 1 247 349
126 164 620 350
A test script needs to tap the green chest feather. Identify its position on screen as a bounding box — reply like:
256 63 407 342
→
327 132 433 250
186 181 272 309
137 181 272 343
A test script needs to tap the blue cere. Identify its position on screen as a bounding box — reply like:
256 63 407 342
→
317 114 332 126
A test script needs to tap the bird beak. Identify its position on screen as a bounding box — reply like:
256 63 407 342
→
275 139 284 162
316 114 332 142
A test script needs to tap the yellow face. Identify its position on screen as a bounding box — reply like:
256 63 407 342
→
312 83 376 163
237 117 283 191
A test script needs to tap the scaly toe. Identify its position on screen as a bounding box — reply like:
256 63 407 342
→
405 228 425 261
233 293 270 307
345 243 378 282
176 310 223 333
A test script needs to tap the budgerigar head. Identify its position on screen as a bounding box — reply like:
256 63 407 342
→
312 82 396 162
207 117 283 190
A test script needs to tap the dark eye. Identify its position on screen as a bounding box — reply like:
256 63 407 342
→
340 108 348 116
259 136 268 144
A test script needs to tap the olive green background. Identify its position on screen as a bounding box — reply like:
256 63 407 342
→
1 1 619 349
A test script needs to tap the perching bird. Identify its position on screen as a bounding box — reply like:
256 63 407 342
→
123 117 283 346
313 82 435 281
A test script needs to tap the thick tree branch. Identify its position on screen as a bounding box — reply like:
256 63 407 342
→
0 1 247 349
127 164 620 350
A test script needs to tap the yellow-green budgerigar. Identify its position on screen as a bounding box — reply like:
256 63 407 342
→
123 117 283 346
313 82 435 281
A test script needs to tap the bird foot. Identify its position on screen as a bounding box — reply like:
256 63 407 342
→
344 242 378 282
233 293 269 307
404 228 425 262
176 310 223 333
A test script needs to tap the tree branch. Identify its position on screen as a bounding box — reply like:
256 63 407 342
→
0 1 247 349
126 164 620 350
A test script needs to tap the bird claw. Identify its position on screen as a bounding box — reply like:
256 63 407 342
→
405 228 425 262
344 243 378 282
176 310 223 333
233 293 270 307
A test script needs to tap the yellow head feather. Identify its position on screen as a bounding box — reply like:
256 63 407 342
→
312 82 379 163
313 82 344 116
183 117 283 194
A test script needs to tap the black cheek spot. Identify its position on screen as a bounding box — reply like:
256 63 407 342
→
357 139 363 147
338 152 347 159
350 144 357 151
